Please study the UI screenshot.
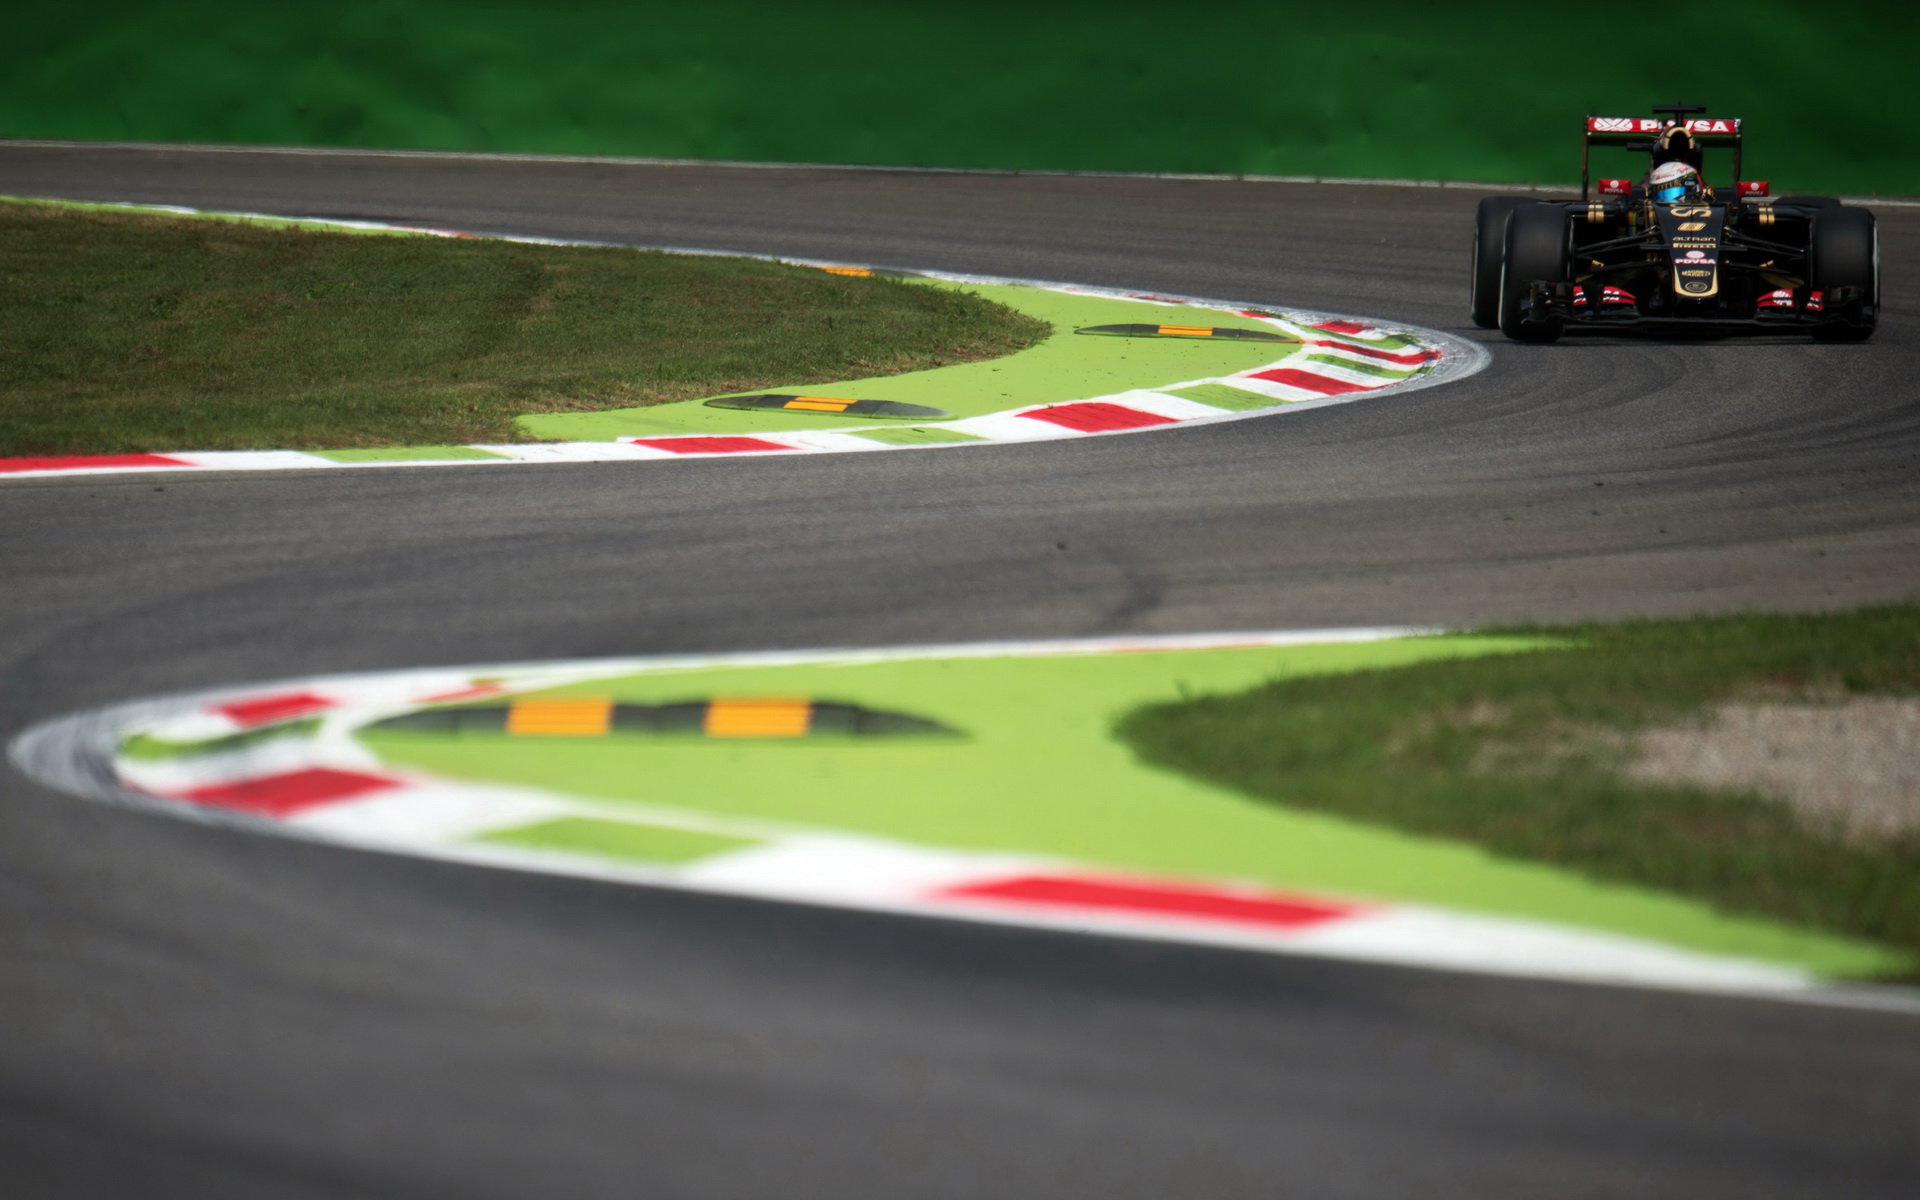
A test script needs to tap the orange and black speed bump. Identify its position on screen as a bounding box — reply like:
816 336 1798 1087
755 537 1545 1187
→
812 266 924 279
703 394 950 420
1075 324 1291 342
367 697 959 739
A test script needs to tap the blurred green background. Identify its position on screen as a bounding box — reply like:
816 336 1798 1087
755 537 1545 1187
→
5 1 1913 194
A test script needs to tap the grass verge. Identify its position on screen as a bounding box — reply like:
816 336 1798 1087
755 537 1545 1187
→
1117 606 1920 979
0 200 1048 454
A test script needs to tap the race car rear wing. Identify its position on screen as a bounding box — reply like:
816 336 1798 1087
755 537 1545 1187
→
1580 105 1744 200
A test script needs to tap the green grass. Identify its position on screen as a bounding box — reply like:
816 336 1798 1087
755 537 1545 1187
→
0 201 1047 455
1117 606 1920 978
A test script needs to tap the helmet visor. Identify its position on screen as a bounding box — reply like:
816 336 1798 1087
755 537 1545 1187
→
1653 184 1690 203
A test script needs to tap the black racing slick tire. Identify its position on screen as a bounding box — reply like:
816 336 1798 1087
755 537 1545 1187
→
1471 196 1527 328
1809 205 1878 342
1497 203 1568 343
1776 195 1840 210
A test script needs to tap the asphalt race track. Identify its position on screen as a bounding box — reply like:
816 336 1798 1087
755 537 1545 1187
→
3 145 1918 1199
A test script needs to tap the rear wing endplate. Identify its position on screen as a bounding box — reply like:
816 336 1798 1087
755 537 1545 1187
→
1580 108 1744 200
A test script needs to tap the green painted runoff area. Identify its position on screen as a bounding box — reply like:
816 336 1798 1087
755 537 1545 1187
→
360 637 1899 978
516 285 1299 440
847 425 985 446
481 817 756 863
1163 383 1292 412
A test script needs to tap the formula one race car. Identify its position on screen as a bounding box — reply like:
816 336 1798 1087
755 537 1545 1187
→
1470 105 1878 342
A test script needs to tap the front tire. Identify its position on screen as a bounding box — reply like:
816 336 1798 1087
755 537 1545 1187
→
1471 197 1527 328
1497 203 1569 343
1809 206 1878 342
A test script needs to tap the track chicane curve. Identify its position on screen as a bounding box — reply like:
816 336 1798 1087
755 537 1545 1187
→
17 631 1905 1009
0 209 1487 479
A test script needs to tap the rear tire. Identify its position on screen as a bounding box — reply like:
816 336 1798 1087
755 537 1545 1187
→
1471 197 1527 328
1497 204 1568 343
1809 206 1878 342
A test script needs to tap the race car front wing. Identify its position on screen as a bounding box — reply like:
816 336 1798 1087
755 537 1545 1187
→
1520 281 1874 336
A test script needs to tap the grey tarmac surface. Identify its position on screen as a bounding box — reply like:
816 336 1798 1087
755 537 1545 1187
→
2 143 1917 1199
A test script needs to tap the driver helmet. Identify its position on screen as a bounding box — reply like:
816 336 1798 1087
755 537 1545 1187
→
1648 161 1703 204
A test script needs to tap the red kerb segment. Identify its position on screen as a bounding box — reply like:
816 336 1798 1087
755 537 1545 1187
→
1019 403 1178 433
1310 340 1440 365
629 436 793 455
935 872 1364 930
175 768 402 817
1311 320 1371 336
0 453 192 474
215 692 336 727
1247 368 1373 397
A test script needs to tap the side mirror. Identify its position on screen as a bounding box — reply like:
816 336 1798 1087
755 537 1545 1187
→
1736 180 1770 197
1597 178 1632 196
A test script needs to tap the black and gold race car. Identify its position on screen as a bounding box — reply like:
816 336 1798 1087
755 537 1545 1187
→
1470 105 1878 343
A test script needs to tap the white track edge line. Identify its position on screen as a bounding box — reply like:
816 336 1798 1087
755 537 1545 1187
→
6 140 1916 206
